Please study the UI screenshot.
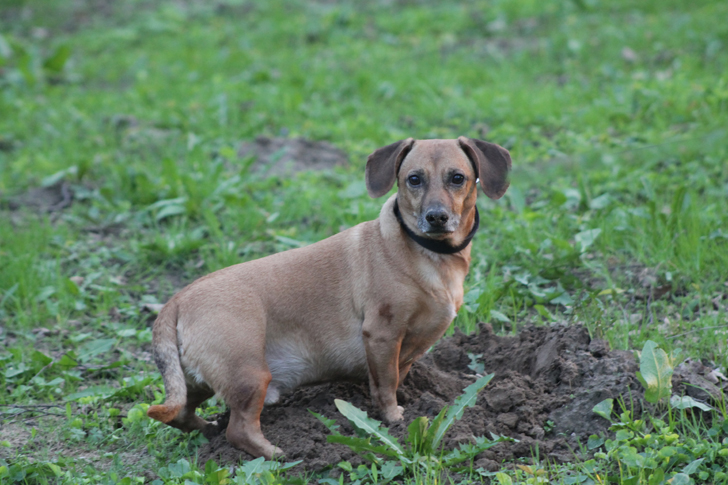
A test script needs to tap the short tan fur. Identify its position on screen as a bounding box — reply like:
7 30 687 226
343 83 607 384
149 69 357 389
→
147 137 511 459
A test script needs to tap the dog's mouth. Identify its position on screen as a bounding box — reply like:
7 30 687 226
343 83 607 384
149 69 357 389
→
417 217 459 238
422 228 455 238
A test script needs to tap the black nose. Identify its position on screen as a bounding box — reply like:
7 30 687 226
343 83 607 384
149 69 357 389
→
425 209 449 227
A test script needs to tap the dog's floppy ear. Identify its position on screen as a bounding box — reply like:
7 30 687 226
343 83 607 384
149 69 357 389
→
365 138 415 198
457 136 512 200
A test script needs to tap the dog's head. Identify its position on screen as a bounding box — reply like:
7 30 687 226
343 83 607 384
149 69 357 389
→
365 137 511 241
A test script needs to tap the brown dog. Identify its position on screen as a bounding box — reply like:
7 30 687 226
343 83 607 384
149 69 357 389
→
147 137 511 459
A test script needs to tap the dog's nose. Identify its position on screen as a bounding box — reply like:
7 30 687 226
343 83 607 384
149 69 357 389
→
425 209 449 227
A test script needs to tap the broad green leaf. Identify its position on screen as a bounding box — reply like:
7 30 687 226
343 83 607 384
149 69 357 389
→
495 472 513 485
669 473 690 485
326 435 398 460
0 283 18 308
564 475 588 484
168 459 191 478
424 405 449 451
431 373 494 449
77 338 116 362
111 376 154 400
406 416 429 453
277 460 303 472
42 44 71 73
334 400 405 458
56 353 78 370
41 166 77 188
5 363 28 379
146 197 186 211
648 468 664 485
155 204 186 221
587 434 605 450
489 310 511 323
615 429 634 441
670 395 712 411
46 463 62 477
442 435 512 466
620 447 644 468
64 278 81 296
658 446 676 457
31 351 53 366
550 291 574 306
636 341 673 403
589 193 612 210
574 228 602 253
592 399 614 422
681 458 704 475
380 461 403 480
236 457 266 480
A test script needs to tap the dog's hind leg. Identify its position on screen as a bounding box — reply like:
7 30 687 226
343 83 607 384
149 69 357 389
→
223 367 283 460
167 385 215 435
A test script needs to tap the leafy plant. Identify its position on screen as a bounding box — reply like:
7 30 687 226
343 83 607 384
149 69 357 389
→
635 341 674 404
586 398 728 484
231 457 302 485
321 461 403 485
581 342 727 483
313 373 513 480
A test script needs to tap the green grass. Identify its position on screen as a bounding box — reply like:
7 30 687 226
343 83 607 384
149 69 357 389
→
1 0 727 483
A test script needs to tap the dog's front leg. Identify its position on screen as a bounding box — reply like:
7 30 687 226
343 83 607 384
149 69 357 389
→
362 316 404 422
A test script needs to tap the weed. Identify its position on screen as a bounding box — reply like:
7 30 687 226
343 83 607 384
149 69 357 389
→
314 374 513 482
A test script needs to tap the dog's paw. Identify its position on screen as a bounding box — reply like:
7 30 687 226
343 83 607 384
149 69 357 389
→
264 385 280 405
384 406 404 422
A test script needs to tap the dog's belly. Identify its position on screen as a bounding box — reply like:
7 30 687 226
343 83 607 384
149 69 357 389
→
264 331 368 404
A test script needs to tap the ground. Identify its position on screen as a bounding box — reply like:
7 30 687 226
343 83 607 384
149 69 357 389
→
199 325 641 471
1 0 727 483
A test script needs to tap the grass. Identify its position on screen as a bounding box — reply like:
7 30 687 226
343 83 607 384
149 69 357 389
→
1 0 727 482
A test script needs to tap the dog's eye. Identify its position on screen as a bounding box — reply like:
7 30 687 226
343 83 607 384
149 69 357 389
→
408 175 421 186
451 174 465 185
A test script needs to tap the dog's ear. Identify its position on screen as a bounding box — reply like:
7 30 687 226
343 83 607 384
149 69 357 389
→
365 138 415 198
457 136 512 200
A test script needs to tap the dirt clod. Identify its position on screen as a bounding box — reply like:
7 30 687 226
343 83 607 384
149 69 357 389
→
198 324 645 471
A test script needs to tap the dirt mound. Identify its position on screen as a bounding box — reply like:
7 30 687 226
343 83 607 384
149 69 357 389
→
197 324 643 472
2 181 74 212
238 136 347 177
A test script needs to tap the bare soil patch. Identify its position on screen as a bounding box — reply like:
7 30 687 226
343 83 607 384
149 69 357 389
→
198 324 643 472
2 181 74 212
238 137 348 177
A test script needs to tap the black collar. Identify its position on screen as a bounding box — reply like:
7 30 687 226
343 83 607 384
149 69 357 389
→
393 198 479 255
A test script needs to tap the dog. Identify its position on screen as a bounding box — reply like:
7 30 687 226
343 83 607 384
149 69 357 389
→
147 137 511 459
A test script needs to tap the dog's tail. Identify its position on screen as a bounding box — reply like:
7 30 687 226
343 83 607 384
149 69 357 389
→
147 299 187 424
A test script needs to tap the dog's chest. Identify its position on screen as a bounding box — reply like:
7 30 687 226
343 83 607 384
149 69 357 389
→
417 254 467 308
404 255 467 341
